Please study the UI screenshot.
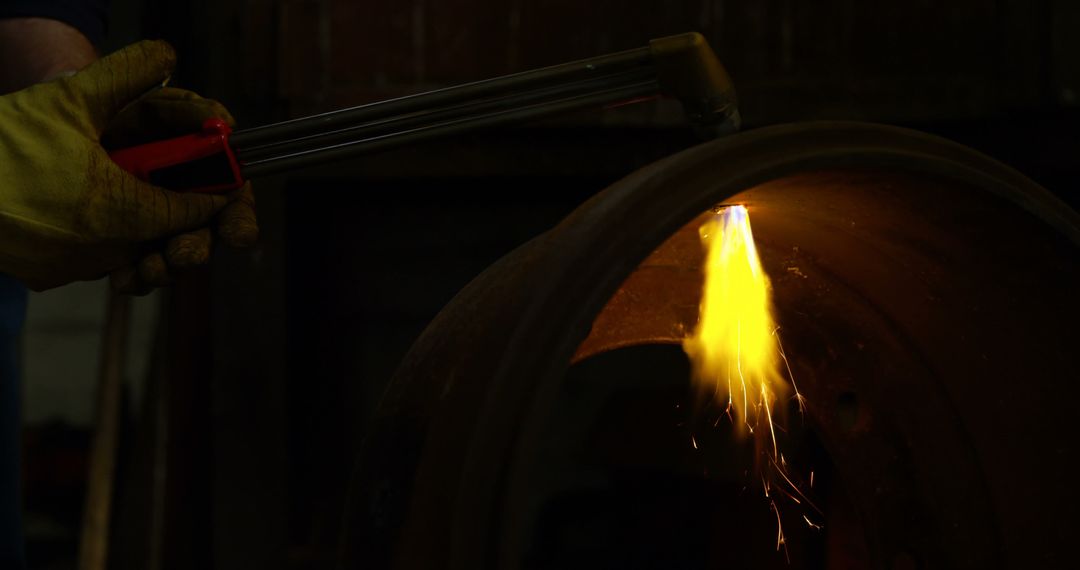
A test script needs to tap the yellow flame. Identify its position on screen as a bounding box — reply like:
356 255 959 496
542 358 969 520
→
682 205 787 452
681 205 822 552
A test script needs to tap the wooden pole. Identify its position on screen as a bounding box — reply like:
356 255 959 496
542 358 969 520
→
78 292 131 570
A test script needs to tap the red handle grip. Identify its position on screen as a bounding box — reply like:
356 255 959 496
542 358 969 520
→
107 118 245 194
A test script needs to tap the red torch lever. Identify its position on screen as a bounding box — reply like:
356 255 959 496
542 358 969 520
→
107 117 245 194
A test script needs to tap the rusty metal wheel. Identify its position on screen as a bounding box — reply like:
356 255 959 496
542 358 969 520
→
340 121 1080 570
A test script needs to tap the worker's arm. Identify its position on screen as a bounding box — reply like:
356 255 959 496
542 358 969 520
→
0 17 96 93
0 13 102 570
0 40 257 291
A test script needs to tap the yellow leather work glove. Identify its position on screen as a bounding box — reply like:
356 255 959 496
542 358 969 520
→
0 40 257 292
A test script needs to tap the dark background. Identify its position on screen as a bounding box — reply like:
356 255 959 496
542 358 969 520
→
23 1 1080 568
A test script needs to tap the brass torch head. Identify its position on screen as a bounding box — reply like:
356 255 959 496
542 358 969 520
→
650 32 741 138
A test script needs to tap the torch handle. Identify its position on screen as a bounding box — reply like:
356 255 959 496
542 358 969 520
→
107 117 246 194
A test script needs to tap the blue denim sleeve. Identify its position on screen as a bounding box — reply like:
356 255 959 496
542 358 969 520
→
0 274 27 569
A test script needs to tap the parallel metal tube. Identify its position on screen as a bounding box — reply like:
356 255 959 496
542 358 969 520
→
235 67 656 163
240 80 659 178
229 46 653 150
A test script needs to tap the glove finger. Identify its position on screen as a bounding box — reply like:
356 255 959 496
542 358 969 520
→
110 265 154 296
139 87 236 126
138 252 173 287
217 183 258 247
165 227 213 269
121 86 201 104
69 40 177 132
102 87 237 149
88 159 229 241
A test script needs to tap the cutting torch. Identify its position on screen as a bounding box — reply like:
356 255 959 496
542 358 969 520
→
108 32 739 193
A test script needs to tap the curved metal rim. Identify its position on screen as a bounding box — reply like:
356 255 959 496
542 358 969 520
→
442 120 1079 568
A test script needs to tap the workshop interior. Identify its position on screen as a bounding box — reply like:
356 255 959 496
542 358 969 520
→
9 1 1080 569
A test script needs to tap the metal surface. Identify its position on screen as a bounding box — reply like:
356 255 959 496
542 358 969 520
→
340 121 1079 569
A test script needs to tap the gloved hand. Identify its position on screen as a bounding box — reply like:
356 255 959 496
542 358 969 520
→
101 86 259 294
0 40 257 292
